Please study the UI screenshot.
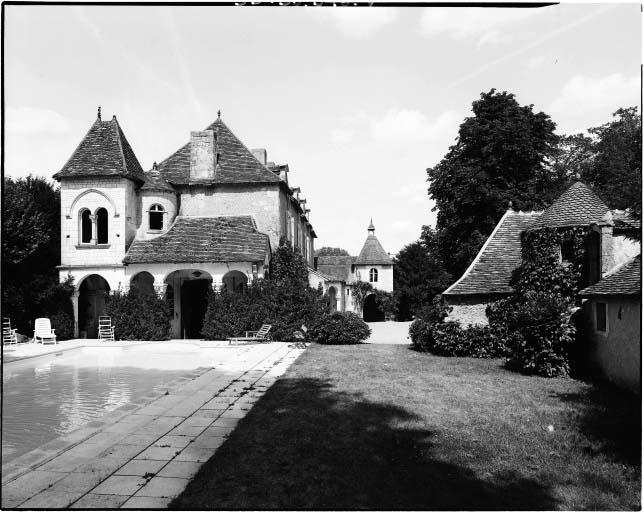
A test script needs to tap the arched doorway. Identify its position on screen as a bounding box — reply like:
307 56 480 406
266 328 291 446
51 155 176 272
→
130 271 155 295
363 293 385 322
78 275 110 338
222 271 248 292
165 269 212 339
328 286 337 312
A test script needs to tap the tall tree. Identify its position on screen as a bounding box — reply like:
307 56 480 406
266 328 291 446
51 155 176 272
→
580 107 641 216
393 226 452 321
427 89 560 277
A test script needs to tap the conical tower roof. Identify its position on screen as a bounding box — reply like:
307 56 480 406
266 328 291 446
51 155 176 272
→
53 111 144 183
355 219 393 265
532 181 610 229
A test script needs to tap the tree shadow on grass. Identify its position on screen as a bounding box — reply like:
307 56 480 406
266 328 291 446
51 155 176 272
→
171 377 559 510
551 383 641 467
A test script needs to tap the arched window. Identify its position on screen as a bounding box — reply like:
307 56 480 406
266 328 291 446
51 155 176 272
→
369 268 378 283
80 209 92 244
149 204 164 231
96 208 108 244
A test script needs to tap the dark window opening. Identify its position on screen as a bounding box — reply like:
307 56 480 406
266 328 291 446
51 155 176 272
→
596 302 607 332
96 208 108 244
149 204 164 231
81 209 92 243
369 268 378 283
561 239 575 263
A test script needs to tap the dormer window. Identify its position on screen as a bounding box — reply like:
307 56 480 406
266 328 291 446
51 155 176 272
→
369 268 378 282
149 204 164 231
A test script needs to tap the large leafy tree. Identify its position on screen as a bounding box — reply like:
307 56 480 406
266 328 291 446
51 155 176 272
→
2 176 72 336
427 89 560 277
580 107 641 216
393 226 452 321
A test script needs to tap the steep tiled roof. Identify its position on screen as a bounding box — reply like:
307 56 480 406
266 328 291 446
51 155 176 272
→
156 118 281 185
140 170 175 193
355 234 393 265
580 255 641 297
308 267 339 282
54 117 145 183
316 256 355 282
532 182 609 229
443 210 542 296
123 216 269 264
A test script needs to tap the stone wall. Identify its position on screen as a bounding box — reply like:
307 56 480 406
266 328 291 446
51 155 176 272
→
353 264 393 292
584 297 641 393
180 184 282 250
443 294 500 326
60 177 133 267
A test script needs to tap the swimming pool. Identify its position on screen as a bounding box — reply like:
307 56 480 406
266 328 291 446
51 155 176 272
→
2 343 214 464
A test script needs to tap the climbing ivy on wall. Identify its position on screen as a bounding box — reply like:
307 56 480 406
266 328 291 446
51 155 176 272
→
513 226 589 300
486 226 592 377
351 281 373 309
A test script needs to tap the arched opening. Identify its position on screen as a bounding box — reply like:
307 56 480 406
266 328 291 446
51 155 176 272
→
131 271 155 296
328 286 337 312
363 293 385 322
369 268 378 283
80 209 92 244
222 271 248 293
96 207 108 244
149 204 164 231
78 275 110 338
164 269 212 339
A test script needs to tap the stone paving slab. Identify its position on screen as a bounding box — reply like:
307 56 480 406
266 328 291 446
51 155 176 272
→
2 341 305 508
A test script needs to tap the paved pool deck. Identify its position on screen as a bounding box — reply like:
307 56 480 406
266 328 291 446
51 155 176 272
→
2 341 305 509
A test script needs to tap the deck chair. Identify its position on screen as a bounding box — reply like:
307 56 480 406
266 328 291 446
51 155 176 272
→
98 316 115 341
227 324 272 345
34 318 57 344
3 318 18 345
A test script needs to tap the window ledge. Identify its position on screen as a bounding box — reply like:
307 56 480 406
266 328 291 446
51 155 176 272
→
75 244 111 249
147 230 164 234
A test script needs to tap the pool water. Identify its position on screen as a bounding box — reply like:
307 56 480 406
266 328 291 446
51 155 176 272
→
2 344 212 464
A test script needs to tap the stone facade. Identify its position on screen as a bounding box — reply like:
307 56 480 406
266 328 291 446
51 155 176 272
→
56 112 316 338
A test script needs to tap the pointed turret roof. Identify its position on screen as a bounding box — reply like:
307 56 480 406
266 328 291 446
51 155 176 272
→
53 113 144 183
532 182 610 229
156 117 282 185
355 220 393 265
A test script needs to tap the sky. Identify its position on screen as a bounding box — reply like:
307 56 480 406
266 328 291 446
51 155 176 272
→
4 3 641 256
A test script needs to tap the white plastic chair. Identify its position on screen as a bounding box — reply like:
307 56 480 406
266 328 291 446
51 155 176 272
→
34 318 57 344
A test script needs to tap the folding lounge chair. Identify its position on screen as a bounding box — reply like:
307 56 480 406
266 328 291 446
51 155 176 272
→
3 318 18 345
98 316 115 341
227 324 272 345
34 318 57 344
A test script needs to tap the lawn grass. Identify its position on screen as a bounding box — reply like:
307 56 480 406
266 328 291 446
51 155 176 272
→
171 344 641 510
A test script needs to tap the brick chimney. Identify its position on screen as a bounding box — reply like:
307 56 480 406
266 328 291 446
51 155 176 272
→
252 148 267 165
190 130 215 180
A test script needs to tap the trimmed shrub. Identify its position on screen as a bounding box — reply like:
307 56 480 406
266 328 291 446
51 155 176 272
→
307 312 371 345
106 287 172 341
409 318 433 352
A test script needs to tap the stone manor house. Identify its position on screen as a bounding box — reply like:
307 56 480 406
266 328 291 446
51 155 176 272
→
55 109 320 339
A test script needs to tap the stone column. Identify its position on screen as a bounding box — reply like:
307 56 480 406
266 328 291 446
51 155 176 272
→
154 283 167 297
71 290 80 339
89 214 97 244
